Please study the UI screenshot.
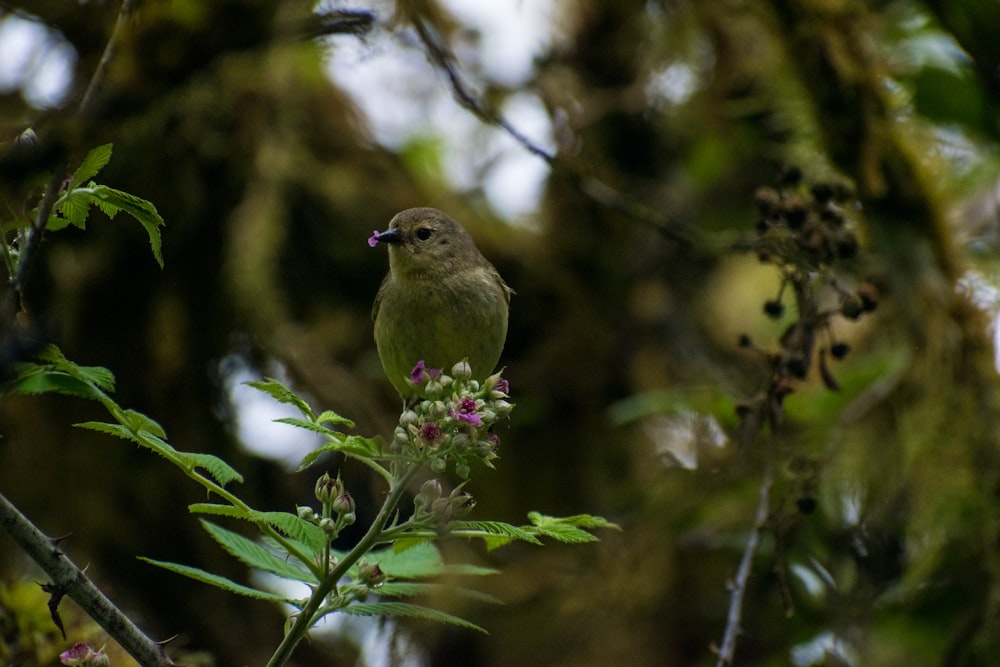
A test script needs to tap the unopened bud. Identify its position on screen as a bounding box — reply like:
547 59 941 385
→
452 360 473 380
431 496 453 522
357 561 386 587
428 400 448 420
416 479 443 506
450 490 475 517
493 400 514 417
333 493 355 516
315 473 343 504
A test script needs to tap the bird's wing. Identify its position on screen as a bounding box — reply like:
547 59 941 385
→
372 274 390 322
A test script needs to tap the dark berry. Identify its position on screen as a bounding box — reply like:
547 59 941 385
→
764 299 785 318
796 495 817 514
857 282 879 312
810 182 834 202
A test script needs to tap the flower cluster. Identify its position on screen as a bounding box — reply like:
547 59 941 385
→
391 360 513 478
60 643 109 667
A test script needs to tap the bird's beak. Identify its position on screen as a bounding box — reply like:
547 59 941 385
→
375 228 401 244
368 228 401 247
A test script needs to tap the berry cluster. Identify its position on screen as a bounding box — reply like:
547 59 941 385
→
740 168 879 397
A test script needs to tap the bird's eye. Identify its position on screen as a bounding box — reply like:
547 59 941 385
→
416 227 433 241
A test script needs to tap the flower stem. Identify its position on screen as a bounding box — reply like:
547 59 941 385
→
265 462 422 667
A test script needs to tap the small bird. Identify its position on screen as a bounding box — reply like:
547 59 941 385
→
370 208 511 399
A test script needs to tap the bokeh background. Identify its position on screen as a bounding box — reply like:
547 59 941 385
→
3 1 1000 665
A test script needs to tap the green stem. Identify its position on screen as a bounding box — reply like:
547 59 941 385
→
265 462 422 667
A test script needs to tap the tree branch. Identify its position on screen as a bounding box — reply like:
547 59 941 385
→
0 492 173 666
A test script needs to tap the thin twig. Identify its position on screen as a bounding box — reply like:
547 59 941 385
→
298 9 377 40
402 2 710 249
79 0 137 118
716 446 774 666
1 158 65 330
0 492 173 666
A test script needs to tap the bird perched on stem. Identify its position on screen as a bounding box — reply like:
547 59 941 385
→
369 207 511 399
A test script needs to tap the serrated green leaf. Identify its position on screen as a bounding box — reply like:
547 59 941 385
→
83 184 164 268
45 215 73 232
189 503 252 520
391 537 429 554
4 370 105 401
367 542 445 578
450 520 544 549
339 434 381 456
532 524 598 544
51 191 91 229
114 408 166 438
525 512 619 544
68 362 116 393
245 378 314 418
296 435 383 471
296 447 328 471
74 421 135 441
68 144 113 190
34 347 116 393
139 558 296 604
367 542 497 579
186 504 327 557
339 602 487 633
273 417 339 437
36 345 68 365
263 533 343 566
314 410 355 428
255 510 327 555
200 520 317 584
183 452 244 486
527 512 621 531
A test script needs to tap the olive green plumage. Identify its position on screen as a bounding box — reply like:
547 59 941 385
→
372 207 511 398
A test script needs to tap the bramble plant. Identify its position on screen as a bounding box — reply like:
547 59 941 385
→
1 145 617 666
6 348 616 665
